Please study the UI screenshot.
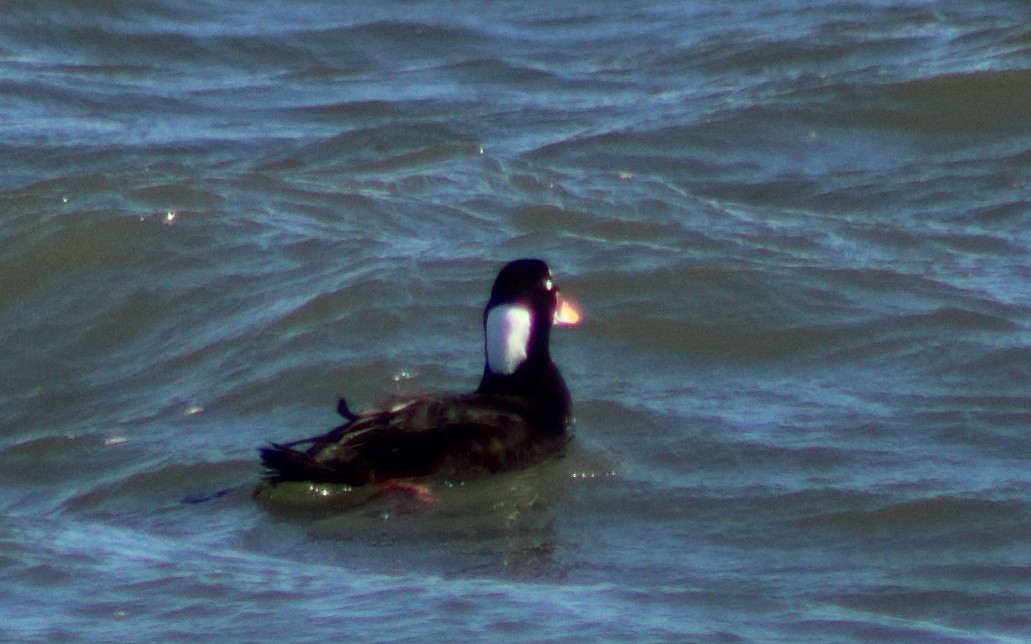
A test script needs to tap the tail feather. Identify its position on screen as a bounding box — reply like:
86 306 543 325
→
260 443 315 481
259 443 369 485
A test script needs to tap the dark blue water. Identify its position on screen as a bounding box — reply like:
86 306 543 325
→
2 1 1029 641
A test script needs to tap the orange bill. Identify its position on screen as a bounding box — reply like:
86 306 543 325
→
554 294 582 326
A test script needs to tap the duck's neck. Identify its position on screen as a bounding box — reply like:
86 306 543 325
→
477 353 553 396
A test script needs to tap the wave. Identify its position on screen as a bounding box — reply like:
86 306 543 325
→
258 122 480 174
566 256 1022 368
873 69 1031 134
59 459 256 516
799 495 1025 532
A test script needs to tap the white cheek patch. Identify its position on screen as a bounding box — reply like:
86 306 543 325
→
485 304 532 375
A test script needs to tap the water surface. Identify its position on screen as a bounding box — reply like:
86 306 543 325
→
1 1 1029 641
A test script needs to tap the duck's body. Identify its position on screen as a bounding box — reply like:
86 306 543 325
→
259 259 579 488
259 392 569 486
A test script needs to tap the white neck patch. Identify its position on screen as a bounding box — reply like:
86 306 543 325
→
485 304 532 375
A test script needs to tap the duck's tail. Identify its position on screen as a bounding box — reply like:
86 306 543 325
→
259 443 317 481
259 443 368 485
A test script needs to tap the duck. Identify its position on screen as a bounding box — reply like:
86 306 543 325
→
258 258 581 488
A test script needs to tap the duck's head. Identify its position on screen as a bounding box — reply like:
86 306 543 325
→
481 258 580 379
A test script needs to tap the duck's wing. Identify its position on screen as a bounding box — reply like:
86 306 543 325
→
269 397 364 449
260 393 564 485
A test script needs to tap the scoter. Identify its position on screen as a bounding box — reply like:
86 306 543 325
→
258 258 581 489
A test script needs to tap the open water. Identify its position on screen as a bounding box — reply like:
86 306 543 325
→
2 1 1030 641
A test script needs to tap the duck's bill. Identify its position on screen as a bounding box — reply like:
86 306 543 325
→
554 294 582 326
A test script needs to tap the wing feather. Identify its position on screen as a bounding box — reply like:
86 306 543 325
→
260 393 564 485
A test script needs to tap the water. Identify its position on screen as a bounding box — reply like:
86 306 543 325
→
2 0 1030 641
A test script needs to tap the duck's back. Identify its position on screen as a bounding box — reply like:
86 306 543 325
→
260 393 568 486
